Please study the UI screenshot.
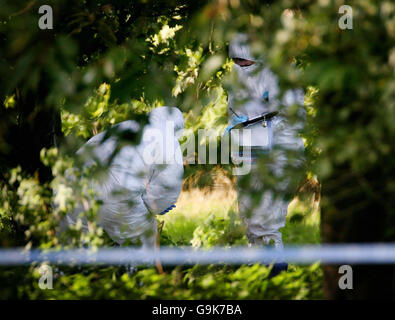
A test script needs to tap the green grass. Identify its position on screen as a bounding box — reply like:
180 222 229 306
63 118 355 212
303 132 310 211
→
158 186 321 247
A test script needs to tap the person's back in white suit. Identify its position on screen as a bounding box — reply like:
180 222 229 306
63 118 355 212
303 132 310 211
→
63 107 184 248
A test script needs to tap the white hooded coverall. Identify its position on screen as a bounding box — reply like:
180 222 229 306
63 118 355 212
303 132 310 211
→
63 107 184 248
228 34 305 249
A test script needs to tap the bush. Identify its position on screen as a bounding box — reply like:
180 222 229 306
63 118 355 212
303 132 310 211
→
0 263 322 300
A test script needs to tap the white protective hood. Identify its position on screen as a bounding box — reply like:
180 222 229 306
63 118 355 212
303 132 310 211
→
228 33 304 121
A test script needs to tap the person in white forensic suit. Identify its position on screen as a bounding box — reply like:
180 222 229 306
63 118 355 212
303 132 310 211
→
226 34 306 273
61 106 184 250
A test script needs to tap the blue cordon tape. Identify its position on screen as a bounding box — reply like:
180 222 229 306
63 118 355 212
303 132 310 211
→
1 244 395 266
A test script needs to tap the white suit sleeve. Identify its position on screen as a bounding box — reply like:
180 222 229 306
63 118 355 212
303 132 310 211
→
139 107 185 215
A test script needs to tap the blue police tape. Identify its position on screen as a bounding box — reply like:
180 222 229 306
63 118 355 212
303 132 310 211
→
1 243 395 266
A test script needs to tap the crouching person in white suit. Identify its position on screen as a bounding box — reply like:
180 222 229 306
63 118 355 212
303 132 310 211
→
61 107 184 259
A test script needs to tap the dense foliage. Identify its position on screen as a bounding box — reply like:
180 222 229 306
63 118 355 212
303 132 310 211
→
0 188 322 299
0 0 394 299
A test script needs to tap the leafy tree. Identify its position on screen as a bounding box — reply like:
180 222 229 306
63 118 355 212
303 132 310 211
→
1 0 394 299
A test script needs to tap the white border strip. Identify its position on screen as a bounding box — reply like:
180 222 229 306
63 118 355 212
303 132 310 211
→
0 244 395 266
